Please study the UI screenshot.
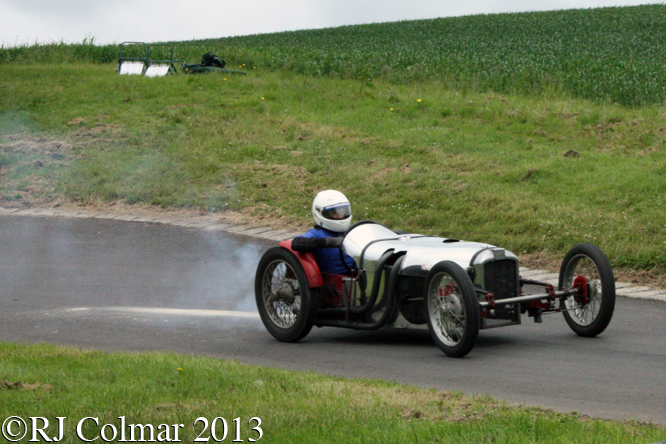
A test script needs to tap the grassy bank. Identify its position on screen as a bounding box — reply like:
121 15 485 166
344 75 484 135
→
1 64 665 273
0 342 663 443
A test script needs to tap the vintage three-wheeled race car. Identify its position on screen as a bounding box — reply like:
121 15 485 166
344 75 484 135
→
254 221 616 357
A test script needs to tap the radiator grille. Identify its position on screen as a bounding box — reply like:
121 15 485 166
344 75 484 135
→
483 260 518 299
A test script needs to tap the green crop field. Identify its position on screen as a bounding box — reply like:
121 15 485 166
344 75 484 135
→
202 4 666 107
3 5 666 106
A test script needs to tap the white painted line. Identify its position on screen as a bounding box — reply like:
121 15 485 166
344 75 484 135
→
255 229 293 240
30 209 59 216
278 231 302 240
152 217 187 224
65 306 260 318
53 211 83 217
71 212 103 218
615 282 634 289
203 223 233 231
621 291 666 302
186 221 219 229
132 216 162 222
240 226 275 236
114 215 141 221
167 220 197 226
11 209 36 216
93 213 120 219
225 225 254 233
617 286 652 295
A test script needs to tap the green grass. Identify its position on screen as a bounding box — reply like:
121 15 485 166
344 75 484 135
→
1 63 665 272
1 342 663 443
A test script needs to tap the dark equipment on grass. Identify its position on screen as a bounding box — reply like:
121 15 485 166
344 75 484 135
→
182 52 247 75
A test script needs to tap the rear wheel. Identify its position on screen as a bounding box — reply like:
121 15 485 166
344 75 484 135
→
255 247 317 342
559 244 615 337
425 261 480 357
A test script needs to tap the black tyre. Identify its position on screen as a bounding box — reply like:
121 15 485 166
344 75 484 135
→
558 244 615 337
255 247 317 342
425 261 480 358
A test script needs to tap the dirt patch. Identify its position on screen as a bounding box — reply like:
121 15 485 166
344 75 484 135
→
0 134 306 230
0 133 76 208
1 133 71 159
519 168 541 182
0 380 53 391
372 167 397 178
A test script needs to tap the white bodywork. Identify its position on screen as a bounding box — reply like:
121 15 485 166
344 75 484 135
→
343 223 519 290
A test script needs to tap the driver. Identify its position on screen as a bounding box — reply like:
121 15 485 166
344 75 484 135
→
291 190 356 274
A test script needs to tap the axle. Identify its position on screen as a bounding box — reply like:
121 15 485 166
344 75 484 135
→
478 287 580 308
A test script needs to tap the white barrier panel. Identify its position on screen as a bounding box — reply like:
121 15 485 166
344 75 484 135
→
145 64 171 77
118 61 145 75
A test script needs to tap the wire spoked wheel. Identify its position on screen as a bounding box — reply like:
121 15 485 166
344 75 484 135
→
425 261 480 358
559 244 615 337
263 260 301 328
255 247 316 342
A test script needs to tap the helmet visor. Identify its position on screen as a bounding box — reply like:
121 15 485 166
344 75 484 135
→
321 203 351 220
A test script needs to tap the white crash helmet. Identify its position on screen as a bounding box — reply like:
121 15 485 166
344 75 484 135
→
312 190 352 233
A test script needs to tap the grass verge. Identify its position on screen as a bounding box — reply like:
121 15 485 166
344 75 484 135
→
1 342 663 443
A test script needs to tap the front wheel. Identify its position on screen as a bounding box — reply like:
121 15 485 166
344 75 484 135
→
559 244 615 337
425 261 480 358
255 247 317 342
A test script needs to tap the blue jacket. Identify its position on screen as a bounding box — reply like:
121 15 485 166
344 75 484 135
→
296 227 356 275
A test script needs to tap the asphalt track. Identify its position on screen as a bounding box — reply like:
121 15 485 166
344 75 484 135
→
1 215 664 424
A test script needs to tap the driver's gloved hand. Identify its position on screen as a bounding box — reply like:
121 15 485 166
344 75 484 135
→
324 237 344 248
292 236 343 252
